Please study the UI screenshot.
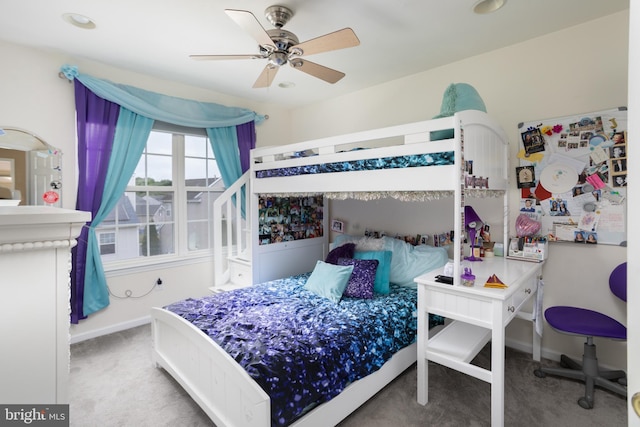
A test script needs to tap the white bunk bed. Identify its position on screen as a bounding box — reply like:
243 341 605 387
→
151 110 509 427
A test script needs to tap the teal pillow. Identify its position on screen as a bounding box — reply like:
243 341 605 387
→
304 260 353 303
431 83 487 140
354 250 392 294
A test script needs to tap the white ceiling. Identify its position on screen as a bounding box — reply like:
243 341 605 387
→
0 0 629 108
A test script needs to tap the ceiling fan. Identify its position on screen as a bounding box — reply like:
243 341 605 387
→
190 5 360 88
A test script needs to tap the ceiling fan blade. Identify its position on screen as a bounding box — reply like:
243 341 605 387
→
253 65 280 88
225 9 276 50
290 59 345 84
190 54 264 61
290 28 360 57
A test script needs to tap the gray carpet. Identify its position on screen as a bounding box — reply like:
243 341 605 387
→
69 324 627 426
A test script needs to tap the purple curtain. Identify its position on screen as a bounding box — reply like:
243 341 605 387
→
236 121 256 173
70 80 120 324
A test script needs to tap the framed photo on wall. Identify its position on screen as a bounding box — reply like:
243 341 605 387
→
331 220 344 233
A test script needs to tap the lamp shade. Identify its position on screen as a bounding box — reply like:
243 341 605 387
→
464 205 484 262
464 205 483 230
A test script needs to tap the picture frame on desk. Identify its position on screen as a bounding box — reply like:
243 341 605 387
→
506 237 547 262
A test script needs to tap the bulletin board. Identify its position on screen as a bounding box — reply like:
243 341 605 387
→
516 107 627 246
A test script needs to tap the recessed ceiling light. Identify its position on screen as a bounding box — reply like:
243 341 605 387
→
62 13 96 29
278 82 296 89
473 0 506 14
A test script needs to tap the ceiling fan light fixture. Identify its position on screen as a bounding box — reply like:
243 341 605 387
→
473 0 506 14
269 51 289 67
62 13 96 29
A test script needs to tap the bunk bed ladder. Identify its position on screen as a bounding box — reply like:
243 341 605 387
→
212 171 252 292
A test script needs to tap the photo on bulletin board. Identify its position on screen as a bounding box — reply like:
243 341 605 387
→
516 166 536 188
521 128 545 155
517 107 627 246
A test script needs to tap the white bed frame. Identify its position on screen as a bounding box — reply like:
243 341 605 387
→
151 110 509 426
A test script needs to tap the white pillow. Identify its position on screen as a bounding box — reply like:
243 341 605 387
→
332 234 385 251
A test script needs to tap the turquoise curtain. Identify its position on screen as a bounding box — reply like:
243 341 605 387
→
207 126 248 218
60 65 265 127
83 108 154 316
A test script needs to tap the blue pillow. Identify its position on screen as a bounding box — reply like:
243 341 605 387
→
304 260 354 303
353 250 392 294
431 83 487 140
338 257 378 299
382 237 449 287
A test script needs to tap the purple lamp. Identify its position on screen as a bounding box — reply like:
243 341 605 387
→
464 205 483 262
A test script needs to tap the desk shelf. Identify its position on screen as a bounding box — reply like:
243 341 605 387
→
427 320 491 363
426 320 492 383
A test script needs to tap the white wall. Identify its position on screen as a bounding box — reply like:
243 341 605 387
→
0 40 291 341
291 11 629 369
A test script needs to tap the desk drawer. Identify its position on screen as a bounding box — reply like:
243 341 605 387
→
504 275 537 321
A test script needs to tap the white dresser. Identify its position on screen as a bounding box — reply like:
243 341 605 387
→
0 206 90 404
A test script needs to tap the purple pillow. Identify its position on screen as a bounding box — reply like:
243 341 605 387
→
325 243 356 265
338 257 379 299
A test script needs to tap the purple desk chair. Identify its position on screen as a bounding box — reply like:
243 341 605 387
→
534 262 627 409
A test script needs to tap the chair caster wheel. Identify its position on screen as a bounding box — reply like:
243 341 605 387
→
578 397 593 409
534 369 546 378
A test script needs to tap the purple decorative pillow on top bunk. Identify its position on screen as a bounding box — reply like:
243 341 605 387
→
337 257 379 299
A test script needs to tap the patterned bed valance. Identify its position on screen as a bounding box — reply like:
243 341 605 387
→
259 189 505 202
255 152 454 179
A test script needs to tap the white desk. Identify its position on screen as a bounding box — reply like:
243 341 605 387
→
415 257 543 427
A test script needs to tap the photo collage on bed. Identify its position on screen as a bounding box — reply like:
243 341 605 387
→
258 195 324 245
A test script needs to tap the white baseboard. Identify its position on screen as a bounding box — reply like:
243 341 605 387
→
506 337 624 372
506 337 563 362
70 315 151 344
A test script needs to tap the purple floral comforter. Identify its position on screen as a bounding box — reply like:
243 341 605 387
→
164 274 444 426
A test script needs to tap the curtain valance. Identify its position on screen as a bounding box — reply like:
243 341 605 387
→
60 64 265 128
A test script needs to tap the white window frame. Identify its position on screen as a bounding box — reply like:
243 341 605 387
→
101 124 221 274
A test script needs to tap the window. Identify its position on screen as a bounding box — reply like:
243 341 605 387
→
98 232 116 255
97 125 224 267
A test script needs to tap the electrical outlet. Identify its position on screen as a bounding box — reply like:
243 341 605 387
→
156 277 163 291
